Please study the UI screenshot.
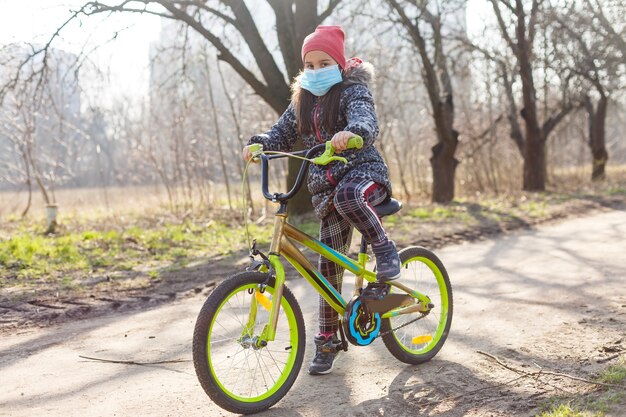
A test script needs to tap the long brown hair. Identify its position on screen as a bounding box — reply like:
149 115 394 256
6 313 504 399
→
291 76 345 136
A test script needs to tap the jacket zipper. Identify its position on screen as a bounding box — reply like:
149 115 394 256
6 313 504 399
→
326 168 338 186
313 101 324 143
314 101 338 186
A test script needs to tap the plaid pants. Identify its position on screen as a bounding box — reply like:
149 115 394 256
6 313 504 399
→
317 178 388 333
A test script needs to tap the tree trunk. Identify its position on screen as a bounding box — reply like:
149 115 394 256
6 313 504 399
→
20 147 32 218
490 0 552 192
522 130 546 191
26 142 52 205
430 131 459 203
514 0 545 192
22 179 33 218
386 0 460 204
584 95 609 181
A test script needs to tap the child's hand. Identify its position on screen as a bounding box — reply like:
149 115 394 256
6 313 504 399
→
331 131 356 153
242 146 254 162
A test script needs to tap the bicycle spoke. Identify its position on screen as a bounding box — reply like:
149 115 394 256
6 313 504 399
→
210 336 237 345
212 348 246 367
253 350 271 394
213 319 235 338
249 350 262 398
261 348 291 355
264 349 287 372
225 297 246 328
257 350 278 387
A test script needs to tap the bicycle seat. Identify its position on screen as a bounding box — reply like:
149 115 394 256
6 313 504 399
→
374 198 402 218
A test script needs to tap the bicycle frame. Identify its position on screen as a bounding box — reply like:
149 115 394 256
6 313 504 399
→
257 211 433 342
248 143 433 344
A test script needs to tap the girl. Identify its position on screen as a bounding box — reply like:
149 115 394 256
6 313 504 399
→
243 25 400 375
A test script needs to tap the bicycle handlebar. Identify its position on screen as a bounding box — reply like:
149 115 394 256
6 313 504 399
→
260 144 320 202
256 136 364 203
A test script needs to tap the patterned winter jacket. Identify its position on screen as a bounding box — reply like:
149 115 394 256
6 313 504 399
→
247 62 392 220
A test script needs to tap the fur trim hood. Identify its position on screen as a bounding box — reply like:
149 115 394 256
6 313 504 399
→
343 60 375 87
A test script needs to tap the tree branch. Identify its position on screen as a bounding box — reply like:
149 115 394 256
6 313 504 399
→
585 0 626 57
174 1 237 26
527 0 541 50
478 350 626 389
386 0 439 105
319 0 342 23
490 0 517 53
542 102 573 137
151 0 284 111
79 355 190 365
0 3 90 104
221 0 288 93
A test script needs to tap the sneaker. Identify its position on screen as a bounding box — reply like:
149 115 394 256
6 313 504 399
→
372 240 401 281
308 333 342 375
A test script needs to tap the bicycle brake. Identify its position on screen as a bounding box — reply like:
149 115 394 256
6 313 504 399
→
311 142 348 165
246 239 275 277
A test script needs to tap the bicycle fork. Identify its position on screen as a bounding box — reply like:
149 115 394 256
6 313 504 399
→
243 213 288 346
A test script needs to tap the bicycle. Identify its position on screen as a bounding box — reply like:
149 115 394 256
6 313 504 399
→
192 137 453 414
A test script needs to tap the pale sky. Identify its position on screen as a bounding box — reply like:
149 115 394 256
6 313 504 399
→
0 0 162 106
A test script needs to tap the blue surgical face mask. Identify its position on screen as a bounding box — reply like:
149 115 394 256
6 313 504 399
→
300 65 343 96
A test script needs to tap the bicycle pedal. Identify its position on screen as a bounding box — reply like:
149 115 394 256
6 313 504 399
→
360 282 390 300
332 341 344 353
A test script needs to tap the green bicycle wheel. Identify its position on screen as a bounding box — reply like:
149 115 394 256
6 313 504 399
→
192 272 305 414
381 246 453 364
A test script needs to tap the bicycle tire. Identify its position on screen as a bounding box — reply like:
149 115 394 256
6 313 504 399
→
381 246 453 364
192 271 305 414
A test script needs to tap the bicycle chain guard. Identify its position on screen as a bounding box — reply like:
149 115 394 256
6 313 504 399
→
342 296 381 346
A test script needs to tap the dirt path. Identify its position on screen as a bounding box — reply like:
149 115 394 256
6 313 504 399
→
1 209 625 417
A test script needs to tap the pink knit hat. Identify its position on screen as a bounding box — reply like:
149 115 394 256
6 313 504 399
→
301 25 346 69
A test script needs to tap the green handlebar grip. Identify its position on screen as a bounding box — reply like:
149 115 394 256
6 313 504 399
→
346 136 363 149
247 143 262 153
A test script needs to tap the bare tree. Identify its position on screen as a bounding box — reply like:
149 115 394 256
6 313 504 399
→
584 0 626 59
0 94 36 217
201 48 233 209
7 0 344 215
0 49 85 230
385 0 463 203
552 1 625 181
489 0 573 191
216 60 255 215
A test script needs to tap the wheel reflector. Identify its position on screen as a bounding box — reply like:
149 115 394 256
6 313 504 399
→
412 335 433 345
255 291 272 311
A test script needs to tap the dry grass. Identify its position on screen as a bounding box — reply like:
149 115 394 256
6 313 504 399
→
1 164 625 309
2 165 625 228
